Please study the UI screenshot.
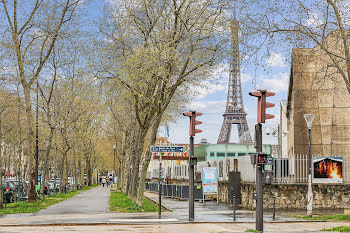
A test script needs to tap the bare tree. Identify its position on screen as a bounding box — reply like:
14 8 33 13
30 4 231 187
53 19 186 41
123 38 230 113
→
0 0 84 202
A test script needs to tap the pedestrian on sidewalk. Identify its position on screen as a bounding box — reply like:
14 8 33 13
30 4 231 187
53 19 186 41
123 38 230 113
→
106 180 110 188
101 177 106 188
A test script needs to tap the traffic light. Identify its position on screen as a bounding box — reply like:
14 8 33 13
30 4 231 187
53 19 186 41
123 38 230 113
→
183 111 203 136
249 90 275 123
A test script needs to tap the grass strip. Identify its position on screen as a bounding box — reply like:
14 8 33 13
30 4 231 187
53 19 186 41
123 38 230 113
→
245 229 259 232
321 226 350 232
109 191 158 212
296 214 350 222
0 184 98 215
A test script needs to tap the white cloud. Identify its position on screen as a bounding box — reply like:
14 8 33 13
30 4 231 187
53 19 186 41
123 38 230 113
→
257 73 289 93
267 52 287 68
190 100 226 114
241 73 253 83
190 81 226 100
305 12 323 28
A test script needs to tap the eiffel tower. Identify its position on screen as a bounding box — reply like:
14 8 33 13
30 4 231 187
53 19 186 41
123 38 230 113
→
217 19 252 144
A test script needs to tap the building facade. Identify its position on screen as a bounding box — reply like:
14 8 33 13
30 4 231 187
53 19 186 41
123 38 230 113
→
194 143 273 161
286 34 350 156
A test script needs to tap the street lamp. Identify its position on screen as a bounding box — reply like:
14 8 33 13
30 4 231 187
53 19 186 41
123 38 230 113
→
304 113 314 218
113 144 116 182
266 125 281 183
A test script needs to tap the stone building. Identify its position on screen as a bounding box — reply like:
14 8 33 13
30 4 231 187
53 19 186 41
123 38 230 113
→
286 33 350 156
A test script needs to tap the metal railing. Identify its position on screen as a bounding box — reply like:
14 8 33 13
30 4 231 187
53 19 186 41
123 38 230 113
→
147 154 350 184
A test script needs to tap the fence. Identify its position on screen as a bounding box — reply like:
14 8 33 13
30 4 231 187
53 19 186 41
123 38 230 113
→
145 182 204 200
146 154 350 184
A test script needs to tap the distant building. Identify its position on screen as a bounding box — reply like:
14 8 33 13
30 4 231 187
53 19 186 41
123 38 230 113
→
194 144 273 162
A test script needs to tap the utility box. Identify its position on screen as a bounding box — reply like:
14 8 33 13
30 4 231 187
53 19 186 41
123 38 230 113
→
228 171 241 206
264 170 273 185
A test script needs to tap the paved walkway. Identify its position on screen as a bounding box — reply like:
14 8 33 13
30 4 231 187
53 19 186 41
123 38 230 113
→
144 191 300 223
0 187 349 233
1 222 350 233
36 185 110 215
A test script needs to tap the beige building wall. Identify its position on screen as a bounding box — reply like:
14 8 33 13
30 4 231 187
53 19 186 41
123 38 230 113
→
287 42 350 156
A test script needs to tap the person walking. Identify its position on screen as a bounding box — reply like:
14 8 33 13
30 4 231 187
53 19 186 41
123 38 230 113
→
101 177 106 188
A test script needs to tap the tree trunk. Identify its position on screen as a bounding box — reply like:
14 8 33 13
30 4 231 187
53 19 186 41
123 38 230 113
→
136 115 162 205
23 87 36 203
87 156 92 186
40 128 54 194
129 128 148 201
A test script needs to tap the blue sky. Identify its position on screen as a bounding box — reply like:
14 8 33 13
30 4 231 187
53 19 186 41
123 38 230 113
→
165 52 290 145
88 0 291 145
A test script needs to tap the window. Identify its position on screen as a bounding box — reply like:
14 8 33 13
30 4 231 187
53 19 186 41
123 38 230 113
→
210 152 215 157
227 153 235 157
237 153 247 156
217 152 225 158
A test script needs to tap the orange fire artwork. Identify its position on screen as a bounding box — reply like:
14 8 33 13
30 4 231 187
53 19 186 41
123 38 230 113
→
329 162 342 179
315 159 342 179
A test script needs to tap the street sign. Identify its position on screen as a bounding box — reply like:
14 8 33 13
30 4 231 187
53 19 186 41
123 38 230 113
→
152 155 189 160
151 146 184 153
202 167 218 193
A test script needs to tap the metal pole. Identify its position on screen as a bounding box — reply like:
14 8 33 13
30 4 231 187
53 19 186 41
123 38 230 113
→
35 80 39 186
189 136 194 221
255 123 263 232
272 195 276 221
233 195 236 222
277 124 281 184
17 171 20 202
0 171 3 208
158 154 162 219
113 147 116 182
307 128 313 217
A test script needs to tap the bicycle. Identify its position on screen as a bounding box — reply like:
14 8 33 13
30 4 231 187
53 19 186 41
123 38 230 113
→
35 185 45 202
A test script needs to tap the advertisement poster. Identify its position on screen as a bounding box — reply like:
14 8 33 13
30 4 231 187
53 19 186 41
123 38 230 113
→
202 167 218 193
313 157 343 183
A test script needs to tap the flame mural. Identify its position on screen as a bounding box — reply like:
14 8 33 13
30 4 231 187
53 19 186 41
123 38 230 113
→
313 157 343 183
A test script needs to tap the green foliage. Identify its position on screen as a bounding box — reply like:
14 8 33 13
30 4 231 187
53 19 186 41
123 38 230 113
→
321 226 350 232
0 184 97 215
109 191 157 212
297 214 350 221
142 198 158 212
245 229 259 232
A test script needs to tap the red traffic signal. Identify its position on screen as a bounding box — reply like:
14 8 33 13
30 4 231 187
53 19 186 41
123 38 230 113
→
183 111 203 136
249 90 275 123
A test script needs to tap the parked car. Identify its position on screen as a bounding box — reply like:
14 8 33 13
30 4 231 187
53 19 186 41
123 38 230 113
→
48 181 59 194
11 180 28 200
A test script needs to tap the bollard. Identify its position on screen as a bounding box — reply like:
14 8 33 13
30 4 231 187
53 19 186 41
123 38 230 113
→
272 195 276 221
233 195 236 222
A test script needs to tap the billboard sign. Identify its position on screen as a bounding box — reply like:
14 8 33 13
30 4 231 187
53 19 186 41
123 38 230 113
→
151 146 184 153
313 157 343 183
202 167 218 193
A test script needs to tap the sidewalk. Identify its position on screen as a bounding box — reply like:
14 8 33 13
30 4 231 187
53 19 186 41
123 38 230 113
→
0 187 349 233
144 191 303 223
0 222 350 232
36 185 110 215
